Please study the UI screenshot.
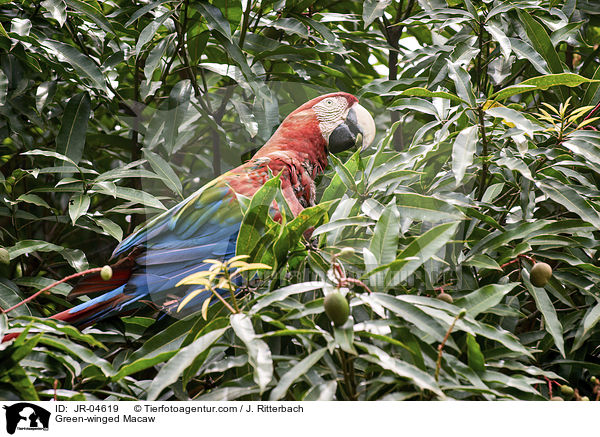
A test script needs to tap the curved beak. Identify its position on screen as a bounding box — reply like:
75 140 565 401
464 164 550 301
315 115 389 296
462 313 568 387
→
328 103 376 153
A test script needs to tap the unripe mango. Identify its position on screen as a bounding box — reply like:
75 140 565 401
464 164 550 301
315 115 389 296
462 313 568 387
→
324 292 349 327
530 262 552 287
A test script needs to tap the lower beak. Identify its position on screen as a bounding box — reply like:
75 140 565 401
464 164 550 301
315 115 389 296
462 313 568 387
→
328 103 376 153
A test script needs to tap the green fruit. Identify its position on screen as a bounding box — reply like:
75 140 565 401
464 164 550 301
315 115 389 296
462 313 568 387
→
530 262 552 287
580 396 590 401
324 292 350 327
591 376 598 385
550 396 564 401
338 247 355 257
0 248 9 265
100 265 113 281
437 292 453 304
458 308 467 319
560 385 574 397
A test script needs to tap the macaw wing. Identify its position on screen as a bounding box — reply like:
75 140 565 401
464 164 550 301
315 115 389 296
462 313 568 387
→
70 177 245 318
113 176 243 261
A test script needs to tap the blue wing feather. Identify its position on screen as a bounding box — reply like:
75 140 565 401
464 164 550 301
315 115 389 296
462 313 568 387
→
59 178 243 326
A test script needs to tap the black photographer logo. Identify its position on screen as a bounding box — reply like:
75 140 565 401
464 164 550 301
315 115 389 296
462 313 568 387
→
3 403 50 434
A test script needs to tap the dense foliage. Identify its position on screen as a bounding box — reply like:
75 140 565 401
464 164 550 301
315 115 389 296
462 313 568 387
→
2 0 600 401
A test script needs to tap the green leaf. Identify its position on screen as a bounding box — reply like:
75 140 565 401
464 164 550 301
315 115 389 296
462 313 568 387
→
56 92 91 164
42 40 107 91
38 336 115 377
7 240 63 259
516 10 567 100
194 2 232 41
399 87 467 104
454 283 518 318
146 327 228 400
64 0 114 34
35 81 56 112
523 270 565 358
143 148 183 197
68 193 90 225
369 204 400 265
41 0 66 27
125 0 173 27
466 334 485 373
537 180 600 230
492 73 598 101
236 175 280 258
329 153 358 194
136 10 175 56
322 151 361 202
250 282 326 314
269 347 327 400
385 221 459 281
395 193 464 222
89 216 123 241
358 342 443 397
462 254 502 271
486 106 537 137
448 63 475 106
582 65 600 106
230 313 273 393
362 0 392 27
17 194 51 209
93 183 166 210
367 293 447 343
451 125 478 186
572 301 600 351
0 278 31 316
485 23 511 59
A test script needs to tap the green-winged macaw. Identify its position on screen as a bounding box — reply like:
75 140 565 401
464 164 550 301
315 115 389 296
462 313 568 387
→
10 92 375 332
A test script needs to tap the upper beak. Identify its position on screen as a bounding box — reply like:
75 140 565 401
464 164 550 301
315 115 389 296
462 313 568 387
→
328 103 376 153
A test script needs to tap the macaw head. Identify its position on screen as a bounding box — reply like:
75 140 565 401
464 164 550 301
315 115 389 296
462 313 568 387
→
292 92 376 153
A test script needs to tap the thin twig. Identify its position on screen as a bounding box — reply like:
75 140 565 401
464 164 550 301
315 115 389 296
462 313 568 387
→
435 310 465 382
0 267 104 314
208 286 238 314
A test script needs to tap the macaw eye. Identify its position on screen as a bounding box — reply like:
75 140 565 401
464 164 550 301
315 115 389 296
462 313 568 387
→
325 99 334 105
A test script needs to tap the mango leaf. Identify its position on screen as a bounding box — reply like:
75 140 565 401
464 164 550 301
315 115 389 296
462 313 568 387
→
236 175 280 258
466 334 485 373
523 270 565 358
143 148 183 198
399 87 467 104
451 125 478 186
358 342 443 397
385 221 459 281
269 348 327 400
395 193 464 222
572 301 600 352
362 0 392 27
135 10 175 56
42 40 107 91
516 11 567 100
454 283 518 318
492 73 598 101
146 327 229 400
68 193 90 224
0 279 31 316
56 92 91 164
230 313 273 393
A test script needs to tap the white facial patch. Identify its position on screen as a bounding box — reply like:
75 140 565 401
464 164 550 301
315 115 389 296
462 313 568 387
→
312 96 349 140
